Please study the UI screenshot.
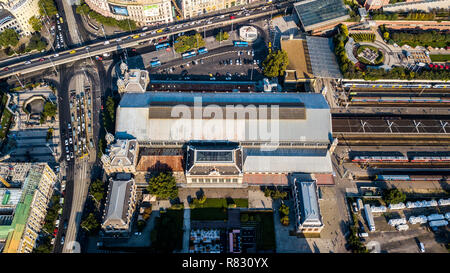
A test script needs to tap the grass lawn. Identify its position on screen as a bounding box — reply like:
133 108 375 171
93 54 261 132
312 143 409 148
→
191 207 228 221
243 212 276 251
190 198 248 209
151 209 184 252
430 54 450 62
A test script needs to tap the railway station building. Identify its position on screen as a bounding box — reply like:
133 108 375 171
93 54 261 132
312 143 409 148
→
114 92 335 188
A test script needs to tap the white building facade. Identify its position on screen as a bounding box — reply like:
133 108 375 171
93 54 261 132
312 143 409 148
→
84 0 173 25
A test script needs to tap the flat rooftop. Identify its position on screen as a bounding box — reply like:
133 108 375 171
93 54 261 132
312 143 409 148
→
294 0 350 31
281 35 313 82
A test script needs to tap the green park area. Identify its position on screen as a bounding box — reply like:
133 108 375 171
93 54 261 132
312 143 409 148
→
190 198 248 221
174 34 205 53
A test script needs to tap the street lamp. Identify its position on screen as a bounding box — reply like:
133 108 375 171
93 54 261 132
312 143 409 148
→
46 143 56 156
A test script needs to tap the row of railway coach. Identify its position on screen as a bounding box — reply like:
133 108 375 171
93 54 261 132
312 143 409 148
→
349 96 450 103
352 155 450 163
375 175 447 181
343 83 450 89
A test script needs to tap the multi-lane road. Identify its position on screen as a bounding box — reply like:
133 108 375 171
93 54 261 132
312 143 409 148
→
0 1 291 79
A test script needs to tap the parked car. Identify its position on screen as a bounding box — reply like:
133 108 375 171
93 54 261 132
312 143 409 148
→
419 242 425 253
61 236 65 245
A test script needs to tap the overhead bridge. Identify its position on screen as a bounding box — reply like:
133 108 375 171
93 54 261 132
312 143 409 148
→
0 3 284 79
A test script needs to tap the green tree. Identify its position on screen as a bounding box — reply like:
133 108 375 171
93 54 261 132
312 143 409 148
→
0 29 19 48
103 96 117 133
80 213 100 233
174 33 205 53
29 16 43 32
383 188 406 204
383 32 389 41
340 24 349 37
272 190 287 200
262 50 289 78
279 203 289 216
39 0 58 17
280 215 289 226
147 172 178 200
26 33 47 52
89 179 105 203
216 31 229 42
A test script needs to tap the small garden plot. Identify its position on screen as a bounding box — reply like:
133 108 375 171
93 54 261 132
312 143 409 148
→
350 33 376 43
357 45 384 65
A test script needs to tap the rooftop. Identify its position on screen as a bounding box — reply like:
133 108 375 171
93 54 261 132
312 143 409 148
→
102 139 138 167
294 180 323 227
186 143 243 176
115 92 332 143
294 0 350 31
242 148 333 173
103 177 134 229
281 35 314 82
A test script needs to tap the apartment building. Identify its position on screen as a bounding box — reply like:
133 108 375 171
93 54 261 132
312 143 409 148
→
0 163 58 253
0 8 22 34
0 0 40 35
84 0 173 25
180 0 252 19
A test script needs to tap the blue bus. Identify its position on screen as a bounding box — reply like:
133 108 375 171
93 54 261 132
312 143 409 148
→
233 41 248 47
150 60 161 67
155 42 170 50
198 47 208 54
182 50 197 59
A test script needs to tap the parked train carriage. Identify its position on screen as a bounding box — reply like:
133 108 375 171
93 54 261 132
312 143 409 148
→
375 175 411 181
352 155 408 162
351 97 448 103
409 175 446 181
411 156 450 162
375 174 445 181
343 83 432 89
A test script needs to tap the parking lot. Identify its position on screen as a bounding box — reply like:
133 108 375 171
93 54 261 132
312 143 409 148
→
153 48 265 82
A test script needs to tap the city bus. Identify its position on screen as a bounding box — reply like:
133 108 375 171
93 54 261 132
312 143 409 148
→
182 50 197 59
198 47 208 54
233 41 249 47
155 42 170 50
150 59 161 67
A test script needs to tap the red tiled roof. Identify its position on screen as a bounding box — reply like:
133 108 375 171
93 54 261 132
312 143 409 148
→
313 173 335 185
136 155 184 172
243 174 288 185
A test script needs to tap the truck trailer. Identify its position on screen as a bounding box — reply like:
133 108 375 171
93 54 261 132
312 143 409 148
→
364 204 376 232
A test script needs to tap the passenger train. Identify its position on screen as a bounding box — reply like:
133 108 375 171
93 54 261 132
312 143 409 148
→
352 155 450 163
343 83 449 89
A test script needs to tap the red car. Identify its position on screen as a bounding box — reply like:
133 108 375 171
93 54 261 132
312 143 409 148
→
53 228 58 236
131 48 136 52
230 15 236 19
3 67 8 71
39 58 45 62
